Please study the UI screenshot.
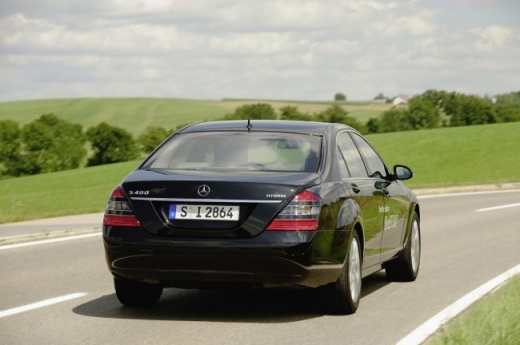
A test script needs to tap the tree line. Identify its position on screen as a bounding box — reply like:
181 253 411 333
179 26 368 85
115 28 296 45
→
0 115 178 177
218 90 520 135
1 90 518 178
367 90 520 133
0 104 362 177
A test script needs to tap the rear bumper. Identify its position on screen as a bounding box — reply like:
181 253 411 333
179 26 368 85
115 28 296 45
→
103 226 347 288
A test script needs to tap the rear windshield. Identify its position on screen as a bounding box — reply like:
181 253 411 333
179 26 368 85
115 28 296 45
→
142 131 322 173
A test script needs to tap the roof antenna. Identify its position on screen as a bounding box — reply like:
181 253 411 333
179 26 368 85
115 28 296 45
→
247 119 253 133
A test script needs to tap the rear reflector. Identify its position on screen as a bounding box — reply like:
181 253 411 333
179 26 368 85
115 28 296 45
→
103 214 140 227
266 219 319 231
103 186 140 227
266 190 321 231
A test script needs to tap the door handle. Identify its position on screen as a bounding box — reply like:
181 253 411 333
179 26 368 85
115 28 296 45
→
375 180 390 195
351 185 361 194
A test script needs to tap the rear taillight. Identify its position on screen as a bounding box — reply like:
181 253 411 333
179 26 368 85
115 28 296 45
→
266 190 322 231
103 186 140 227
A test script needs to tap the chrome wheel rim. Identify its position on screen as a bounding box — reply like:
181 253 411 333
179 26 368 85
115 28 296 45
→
349 238 362 303
410 220 420 274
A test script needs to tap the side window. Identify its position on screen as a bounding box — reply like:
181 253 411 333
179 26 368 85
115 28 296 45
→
337 132 368 178
337 150 350 177
351 133 387 178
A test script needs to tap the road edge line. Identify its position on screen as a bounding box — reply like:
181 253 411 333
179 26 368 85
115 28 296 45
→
0 293 88 318
396 263 520 345
0 233 100 251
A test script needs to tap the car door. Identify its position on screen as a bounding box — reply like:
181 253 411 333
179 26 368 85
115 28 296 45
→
336 131 385 268
350 133 408 259
377 181 410 260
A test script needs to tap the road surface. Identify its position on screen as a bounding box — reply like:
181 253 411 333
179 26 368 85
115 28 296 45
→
1 190 519 345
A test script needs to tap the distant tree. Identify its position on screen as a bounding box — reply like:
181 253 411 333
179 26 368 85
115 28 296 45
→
138 126 173 154
334 93 346 101
406 98 440 129
45 114 86 170
229 103 277 120
279 106 313 121
444 93 496 126
0 120 22 176
19 121 53 175
417 89 449 108
87 122 139 166
0 120 20 162
494 91 520 123
494 102 520 123
374 92 386 100
496 91 520 105
316 105 365 132
317 104 349 123
378 108 412 133
366 118 380 134
16 114 87 175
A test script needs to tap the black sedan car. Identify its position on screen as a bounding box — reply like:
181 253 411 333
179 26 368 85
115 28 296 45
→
103 120 420 314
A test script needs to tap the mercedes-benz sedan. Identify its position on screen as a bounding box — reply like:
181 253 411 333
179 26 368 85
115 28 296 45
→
103 120 420 314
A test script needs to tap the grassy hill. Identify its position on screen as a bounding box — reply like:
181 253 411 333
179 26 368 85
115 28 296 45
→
367 122 520 187
0 121 519 223
0 97 391 135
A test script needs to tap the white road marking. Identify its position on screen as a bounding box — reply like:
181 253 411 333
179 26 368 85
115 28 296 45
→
0 293 87 318
476 203 520 212
396 263 520 345
0 233 100 251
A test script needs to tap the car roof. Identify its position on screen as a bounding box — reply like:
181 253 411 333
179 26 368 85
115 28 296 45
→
178 120 356 136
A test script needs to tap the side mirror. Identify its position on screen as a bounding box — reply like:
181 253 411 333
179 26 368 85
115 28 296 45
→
394 165 413 180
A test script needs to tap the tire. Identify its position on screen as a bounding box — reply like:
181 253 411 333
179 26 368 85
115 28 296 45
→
385 212 421 282
322 231 362 315
114 277 163 307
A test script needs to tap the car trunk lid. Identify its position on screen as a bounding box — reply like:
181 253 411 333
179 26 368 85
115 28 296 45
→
121 169 321 238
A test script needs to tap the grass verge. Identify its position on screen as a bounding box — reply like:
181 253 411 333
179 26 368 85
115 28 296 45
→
427 276 520 344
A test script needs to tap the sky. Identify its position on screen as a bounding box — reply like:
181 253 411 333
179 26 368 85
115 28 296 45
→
0 0 519 102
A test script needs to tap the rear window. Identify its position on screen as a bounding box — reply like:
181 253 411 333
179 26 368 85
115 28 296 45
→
142 131 322 173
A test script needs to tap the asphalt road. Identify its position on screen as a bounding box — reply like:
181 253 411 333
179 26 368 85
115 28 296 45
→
1 190 519 345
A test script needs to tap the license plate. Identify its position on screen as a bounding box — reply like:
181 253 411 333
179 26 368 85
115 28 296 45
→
169 204 240 221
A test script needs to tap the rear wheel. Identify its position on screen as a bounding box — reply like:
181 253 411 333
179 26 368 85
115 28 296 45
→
323 231 362 315
385 212 421 281
114 277 163 307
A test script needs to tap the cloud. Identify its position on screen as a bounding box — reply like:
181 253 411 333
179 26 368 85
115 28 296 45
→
472 25 517 50
1 0 519 101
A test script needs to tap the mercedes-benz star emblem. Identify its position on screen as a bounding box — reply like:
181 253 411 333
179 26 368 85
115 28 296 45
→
197 184 211 197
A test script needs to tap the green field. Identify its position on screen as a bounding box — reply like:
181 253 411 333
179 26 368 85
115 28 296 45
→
0 161 139 223
367 122 520 187
0 97 392 136
0 121 519 223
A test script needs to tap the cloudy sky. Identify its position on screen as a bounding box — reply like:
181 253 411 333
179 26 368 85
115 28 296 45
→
1 0 519 102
